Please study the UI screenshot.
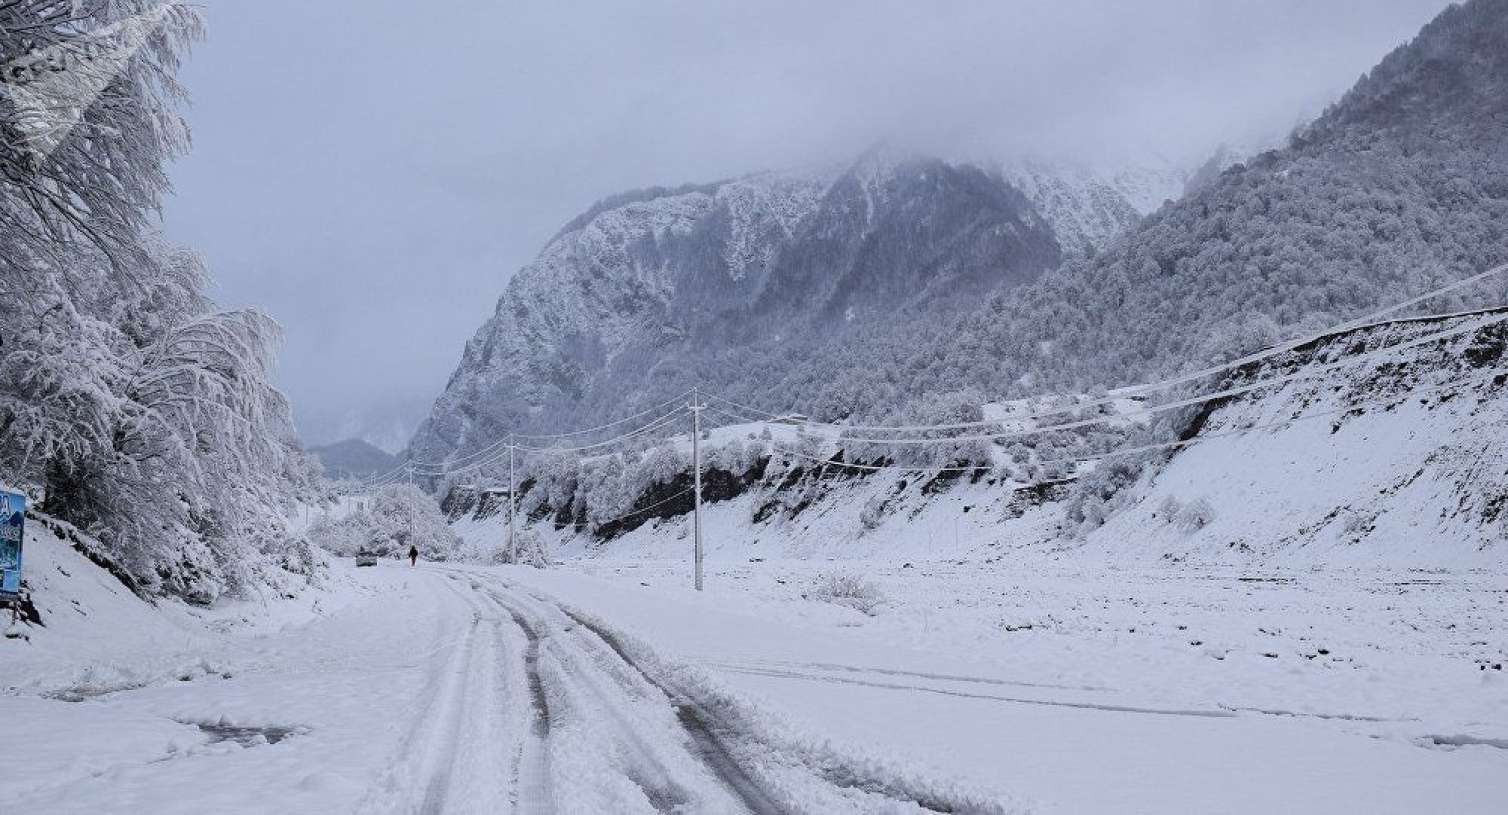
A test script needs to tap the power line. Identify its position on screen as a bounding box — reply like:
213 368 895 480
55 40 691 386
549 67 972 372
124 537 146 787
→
708 310 1508 445
705 263 1508 434
374 389 699 483
404 404 690 482
510 388 695 440
761 367 1507 476
514 406 689 453
588 488 695 528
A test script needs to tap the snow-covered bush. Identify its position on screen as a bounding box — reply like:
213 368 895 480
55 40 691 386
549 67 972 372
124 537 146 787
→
808 571 886 616
1158 494 1183 523
867 389 997 470
1065 458 1145 535
858 494 888 531
1177 496 1217 533
306 512 366 558
501 528 550 568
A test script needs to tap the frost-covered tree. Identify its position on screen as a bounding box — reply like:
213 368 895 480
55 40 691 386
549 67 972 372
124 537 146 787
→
0 4 318 602
310 485 460 562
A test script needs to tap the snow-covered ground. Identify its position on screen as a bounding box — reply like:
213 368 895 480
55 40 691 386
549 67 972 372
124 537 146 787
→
499 557 1508 814
3 516 1504 813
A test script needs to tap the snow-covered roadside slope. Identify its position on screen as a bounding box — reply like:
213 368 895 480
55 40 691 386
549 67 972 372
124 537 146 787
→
1 515 210 694
451 308 1507 569
1 513 342 696
1088 309 1508 566
0 519 503 814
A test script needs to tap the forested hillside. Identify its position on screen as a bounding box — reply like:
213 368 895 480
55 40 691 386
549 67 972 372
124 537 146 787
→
873 0 1508 403
662 0 1508 428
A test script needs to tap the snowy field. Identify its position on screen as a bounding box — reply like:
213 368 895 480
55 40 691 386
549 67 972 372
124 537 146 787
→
506 557 1508 814
3 522 1505 814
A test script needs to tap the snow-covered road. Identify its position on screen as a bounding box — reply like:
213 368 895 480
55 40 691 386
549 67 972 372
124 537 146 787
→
0 546 1025 813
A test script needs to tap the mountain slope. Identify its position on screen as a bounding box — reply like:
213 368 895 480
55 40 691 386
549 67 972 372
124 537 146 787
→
999 157 1187 255
410 152 1062 466
309 438 400 480
883 0 1508 404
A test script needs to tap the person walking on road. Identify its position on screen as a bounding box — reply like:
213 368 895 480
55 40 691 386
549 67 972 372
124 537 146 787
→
408 544 418 567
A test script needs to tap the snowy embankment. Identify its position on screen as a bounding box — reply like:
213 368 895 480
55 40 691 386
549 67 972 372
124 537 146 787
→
0 518 427 811
1087 310 1508 565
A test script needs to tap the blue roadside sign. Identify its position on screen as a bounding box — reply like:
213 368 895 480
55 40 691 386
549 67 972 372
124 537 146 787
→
0 490 24 599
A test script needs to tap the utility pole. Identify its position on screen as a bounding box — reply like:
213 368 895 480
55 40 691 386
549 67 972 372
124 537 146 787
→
507 437 517 565
690 388 706 591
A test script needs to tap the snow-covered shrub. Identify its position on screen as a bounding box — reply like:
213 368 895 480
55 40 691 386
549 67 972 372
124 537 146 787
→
794 429 826 460
1065 458 1145 535
1158 494 1183 523
503 528 550 568
1177 496 1217 533
858 494 888 531
808 571 886 616
872 389 997 470
364 485 460 560
306 512 366 558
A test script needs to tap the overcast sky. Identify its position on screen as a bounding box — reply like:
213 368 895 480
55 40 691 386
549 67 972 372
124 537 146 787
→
160 0 1453 452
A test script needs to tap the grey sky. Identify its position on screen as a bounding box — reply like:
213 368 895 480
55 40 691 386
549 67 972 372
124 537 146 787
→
160 0 1452 452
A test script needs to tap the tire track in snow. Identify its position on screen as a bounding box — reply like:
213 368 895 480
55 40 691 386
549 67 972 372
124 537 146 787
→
482 583 754 813
502 604 554 814
716 663 1237 719
472 574 1023 814
551 607 785 814
362 573 518 815
549 598 1020 815
357 575 482 815
417 613 480 815
416 576 497 815
552 603 971 814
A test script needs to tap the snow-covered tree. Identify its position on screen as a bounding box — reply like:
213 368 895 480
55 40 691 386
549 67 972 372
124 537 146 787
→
0 4 320 602
309 485 460 562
